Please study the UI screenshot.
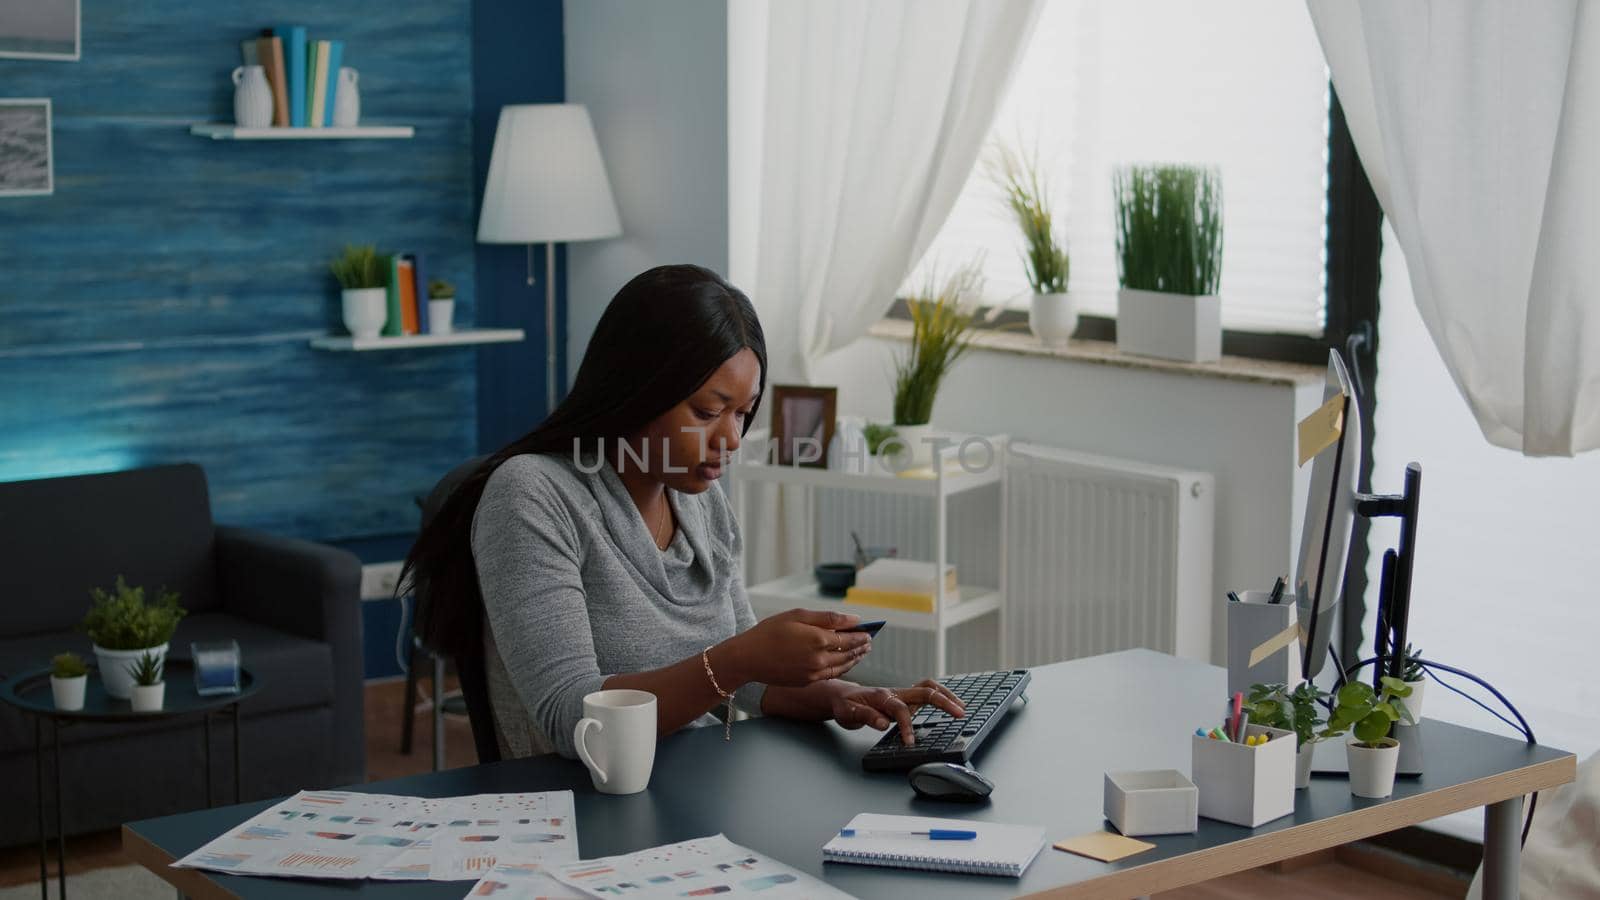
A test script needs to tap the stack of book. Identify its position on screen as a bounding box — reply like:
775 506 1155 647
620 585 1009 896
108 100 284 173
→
239 27 345 128
843 559 960 613
382 253 436 337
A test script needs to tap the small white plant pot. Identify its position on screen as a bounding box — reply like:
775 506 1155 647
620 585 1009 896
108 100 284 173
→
1402 679 1426 720
341 287 388 340
887 423 935 469
1029 292 1079 346
1116 287 1221 363
1346 737 1401 798
1295 741 1315 789
50 675 86 711
93 642 167 700
428 298 455 334
130 682 166 713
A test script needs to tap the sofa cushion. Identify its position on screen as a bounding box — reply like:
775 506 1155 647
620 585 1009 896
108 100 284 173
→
0 463 221 638
0 611 332 758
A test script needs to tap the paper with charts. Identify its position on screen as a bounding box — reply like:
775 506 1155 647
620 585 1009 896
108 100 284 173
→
460 862 584 898
172 789 577 881
549 834 855 899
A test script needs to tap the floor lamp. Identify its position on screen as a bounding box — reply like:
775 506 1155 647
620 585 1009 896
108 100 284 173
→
477 104 622 413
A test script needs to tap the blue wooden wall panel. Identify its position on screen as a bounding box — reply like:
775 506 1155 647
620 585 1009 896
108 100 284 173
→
0 0 490 541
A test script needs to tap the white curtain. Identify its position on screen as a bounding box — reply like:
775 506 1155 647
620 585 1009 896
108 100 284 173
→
1307 0 1600 457
738 0 1044 385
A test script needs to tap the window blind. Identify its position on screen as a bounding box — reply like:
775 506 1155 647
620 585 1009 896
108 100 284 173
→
906 0 1331 337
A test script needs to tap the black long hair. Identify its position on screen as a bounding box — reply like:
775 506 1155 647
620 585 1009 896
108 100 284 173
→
400 264 767 658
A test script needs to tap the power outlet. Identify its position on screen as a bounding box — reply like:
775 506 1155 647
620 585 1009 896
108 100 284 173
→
361 561 405 601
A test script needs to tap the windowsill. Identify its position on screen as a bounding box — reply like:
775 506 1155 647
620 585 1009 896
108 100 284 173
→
867 319 1326 388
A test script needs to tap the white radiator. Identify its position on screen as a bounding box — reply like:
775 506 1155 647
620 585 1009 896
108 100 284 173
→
1004 442 1214 667
734 442 1214 685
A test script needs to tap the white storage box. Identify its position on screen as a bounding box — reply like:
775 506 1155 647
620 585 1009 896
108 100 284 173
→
1192 725 1296 827
1104 769 1199 836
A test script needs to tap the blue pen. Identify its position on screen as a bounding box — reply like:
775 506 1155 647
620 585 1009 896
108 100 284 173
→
838 828 977 841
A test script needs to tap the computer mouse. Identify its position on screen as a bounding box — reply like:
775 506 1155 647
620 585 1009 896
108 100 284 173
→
908 762 994 802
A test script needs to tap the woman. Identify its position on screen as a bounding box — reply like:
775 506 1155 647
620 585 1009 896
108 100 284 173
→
403 264 963 759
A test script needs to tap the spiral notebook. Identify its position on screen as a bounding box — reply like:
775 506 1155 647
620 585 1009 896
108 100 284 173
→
823 814 1046 878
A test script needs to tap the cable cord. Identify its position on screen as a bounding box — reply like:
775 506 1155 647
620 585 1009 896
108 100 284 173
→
1339 653 1539 847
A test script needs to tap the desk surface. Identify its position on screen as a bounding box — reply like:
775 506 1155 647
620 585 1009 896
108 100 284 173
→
125 649 1575 900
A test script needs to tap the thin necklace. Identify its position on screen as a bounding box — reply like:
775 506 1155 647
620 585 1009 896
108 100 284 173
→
651 495 671 548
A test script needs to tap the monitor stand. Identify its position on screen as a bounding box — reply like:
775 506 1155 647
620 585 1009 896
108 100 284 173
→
1314 462 1425 777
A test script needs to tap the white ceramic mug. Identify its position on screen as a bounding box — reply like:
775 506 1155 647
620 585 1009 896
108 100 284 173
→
573 689 657 795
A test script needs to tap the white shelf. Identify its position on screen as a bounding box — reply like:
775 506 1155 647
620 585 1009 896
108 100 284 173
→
746 572 1001 633
190 124 415 140
729 432 1005 497
309 329 524 351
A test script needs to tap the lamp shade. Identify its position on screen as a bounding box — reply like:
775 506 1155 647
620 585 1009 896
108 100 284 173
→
477 104 622 244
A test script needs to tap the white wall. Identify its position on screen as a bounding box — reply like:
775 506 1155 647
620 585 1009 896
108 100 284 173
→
563 0 730 377
813 337 1325 664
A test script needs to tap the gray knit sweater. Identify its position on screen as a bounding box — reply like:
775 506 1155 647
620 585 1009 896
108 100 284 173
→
472 452 767 759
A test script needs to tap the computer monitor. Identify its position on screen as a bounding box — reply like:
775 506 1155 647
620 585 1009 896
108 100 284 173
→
1292 349 1361 680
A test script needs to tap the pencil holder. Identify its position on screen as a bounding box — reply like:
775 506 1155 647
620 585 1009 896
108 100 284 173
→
1226 590 1303 697
1191 724 1295 827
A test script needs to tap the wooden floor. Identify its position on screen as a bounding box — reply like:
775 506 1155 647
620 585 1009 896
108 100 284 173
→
0 679 1468 897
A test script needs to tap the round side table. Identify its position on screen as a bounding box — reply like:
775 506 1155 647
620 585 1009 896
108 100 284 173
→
0 659 258 900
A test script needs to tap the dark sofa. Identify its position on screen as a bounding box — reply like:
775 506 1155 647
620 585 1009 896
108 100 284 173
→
0 464 364 848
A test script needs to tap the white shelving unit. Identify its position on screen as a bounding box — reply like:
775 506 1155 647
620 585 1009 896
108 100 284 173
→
730 431 1008 676
189 124 415 140
309 328 524 351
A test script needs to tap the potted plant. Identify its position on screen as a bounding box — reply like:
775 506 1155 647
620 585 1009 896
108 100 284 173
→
427 278 456 335
1246 681 1330 789
330 244 389 340
1322 677 1414 799
891 263 982 467
1113 164 1224 362
50 652 88 711
1399 643 1427 719
990 143 1073 346
128 650 165 713
82 576 185 700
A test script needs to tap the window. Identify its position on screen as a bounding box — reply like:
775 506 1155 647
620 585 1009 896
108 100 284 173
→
904 0 1333 340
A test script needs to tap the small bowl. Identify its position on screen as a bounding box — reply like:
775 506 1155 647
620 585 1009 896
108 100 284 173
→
814 562 857 597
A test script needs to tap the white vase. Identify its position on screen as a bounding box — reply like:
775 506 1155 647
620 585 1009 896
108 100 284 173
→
1346 737 1401 798
1295 741 1315 789
428 298 455 334
131 682 166 713
333 67 361 128
93 642 168 700
232 65 273 129
1029 292 1079 346
50 674 86 711
342 287 388 339
888 423 936 469
1116 287 1222 362
1403 678 1426 721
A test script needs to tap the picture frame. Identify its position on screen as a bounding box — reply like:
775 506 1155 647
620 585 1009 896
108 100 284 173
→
0 99 53 197
769 385 837 468
0 0 80 61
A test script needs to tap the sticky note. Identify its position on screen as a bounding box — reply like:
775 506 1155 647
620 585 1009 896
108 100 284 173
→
1053 831 1156 863
1297 393 1346 467
1249 622 1303 669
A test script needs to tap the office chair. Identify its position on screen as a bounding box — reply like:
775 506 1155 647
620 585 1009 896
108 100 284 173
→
404 455 503 765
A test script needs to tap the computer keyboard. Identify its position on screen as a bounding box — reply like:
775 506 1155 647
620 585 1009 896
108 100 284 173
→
861 669 1031 771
